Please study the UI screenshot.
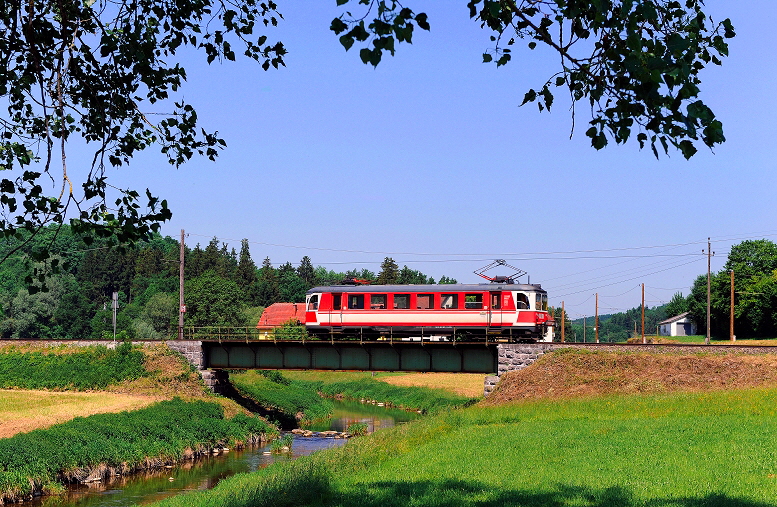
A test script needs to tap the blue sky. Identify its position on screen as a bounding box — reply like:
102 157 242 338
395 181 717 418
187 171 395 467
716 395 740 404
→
94 2 775 319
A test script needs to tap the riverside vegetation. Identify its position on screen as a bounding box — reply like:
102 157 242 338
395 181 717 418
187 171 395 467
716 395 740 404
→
0 343 278 504
148 349 777 507
229 370 478 424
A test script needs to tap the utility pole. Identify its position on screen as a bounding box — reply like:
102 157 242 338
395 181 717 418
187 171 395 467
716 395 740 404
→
583 316 586 343
730 270 735 342
595 293 599 343
561 301 565 343
641 283 645 344
178 229 185 340
703 238 714 345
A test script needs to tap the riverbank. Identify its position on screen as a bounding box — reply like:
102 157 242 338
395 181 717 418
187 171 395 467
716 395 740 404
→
0 398 277 504
229 370 479 426
0 342 280 504
146 385 777 507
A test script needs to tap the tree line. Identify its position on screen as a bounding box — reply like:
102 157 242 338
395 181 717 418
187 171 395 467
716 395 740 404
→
0 226 457 340
550 239 777 342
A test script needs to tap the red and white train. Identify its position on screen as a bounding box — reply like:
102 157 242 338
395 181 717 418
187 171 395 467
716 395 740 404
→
304 282 554 342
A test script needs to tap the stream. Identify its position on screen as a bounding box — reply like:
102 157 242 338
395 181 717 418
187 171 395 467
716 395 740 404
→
31 400 420 507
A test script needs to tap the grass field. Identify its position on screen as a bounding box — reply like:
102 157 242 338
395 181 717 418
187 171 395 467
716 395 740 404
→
149 386 777 507
372 372 485 398
0 390 162 438
282 370 485 398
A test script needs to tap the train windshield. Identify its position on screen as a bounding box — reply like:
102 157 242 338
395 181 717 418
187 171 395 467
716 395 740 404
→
534 293 548 311
307 294 319 311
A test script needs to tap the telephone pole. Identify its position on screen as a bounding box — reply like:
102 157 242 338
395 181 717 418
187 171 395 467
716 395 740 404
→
178 229 185 340
561 301 565 343
730 270 735 342
703 238 714 345
641 283 645 344
595 293 599 343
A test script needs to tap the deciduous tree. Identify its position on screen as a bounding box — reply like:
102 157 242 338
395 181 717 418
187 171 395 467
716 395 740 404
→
0 0 734 271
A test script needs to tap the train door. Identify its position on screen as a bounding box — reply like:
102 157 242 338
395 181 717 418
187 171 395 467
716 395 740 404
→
331 292 343 326
488 292 503 326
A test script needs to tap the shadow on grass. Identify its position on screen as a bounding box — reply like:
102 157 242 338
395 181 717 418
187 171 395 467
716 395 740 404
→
325 479 773 507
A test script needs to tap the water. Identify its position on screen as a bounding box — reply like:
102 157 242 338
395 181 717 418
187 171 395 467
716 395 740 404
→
31 401 419 507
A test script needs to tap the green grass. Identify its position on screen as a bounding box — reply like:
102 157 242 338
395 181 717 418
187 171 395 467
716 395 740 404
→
147 388 777 507
229 371 334 423
311 378 477 414
0 398 276 502
280 370 477 414
0 342 145 390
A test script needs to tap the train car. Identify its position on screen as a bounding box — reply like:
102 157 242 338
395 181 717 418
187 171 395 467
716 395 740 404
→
303 283 554 342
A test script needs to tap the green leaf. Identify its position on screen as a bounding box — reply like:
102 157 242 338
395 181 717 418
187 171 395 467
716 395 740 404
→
678 140 697 159
521 89 537 105
339 35 354 51
482 53 492 63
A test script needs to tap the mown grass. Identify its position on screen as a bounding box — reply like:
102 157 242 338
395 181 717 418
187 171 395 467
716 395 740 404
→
0 398 277 503
0 342 144 390
147 387 777 507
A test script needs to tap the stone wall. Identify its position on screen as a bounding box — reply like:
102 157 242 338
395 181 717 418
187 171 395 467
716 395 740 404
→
164 341 205 370
496 343 556 376
200 369 230 395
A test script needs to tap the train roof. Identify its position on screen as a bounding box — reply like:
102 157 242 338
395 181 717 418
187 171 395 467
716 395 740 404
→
306 283 546 294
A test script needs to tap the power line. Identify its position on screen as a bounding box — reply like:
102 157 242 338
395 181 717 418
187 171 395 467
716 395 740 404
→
554 257 703 298
187 231 777 259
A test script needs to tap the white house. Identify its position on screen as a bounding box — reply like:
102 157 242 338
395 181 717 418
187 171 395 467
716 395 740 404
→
658 312 697 337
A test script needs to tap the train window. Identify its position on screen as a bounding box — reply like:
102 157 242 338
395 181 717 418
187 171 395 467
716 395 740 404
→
490 293 501 310
440 294 458 309
332 293 342 310
394 294 410 309
541 294 548 311
465 294 483 309
515 293 529 310
535 294 542 310
416 294 434 309
371 294 387 309
348 294 364 309
307 295 319 311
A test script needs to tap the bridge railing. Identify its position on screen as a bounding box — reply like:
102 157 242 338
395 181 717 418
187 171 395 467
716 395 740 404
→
179 326 507 343
181 326 308 341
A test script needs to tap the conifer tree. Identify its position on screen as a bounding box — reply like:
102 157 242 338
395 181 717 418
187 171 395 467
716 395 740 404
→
376 257 399 285
235 239 259 304
257 257 280 306
297 256 316 288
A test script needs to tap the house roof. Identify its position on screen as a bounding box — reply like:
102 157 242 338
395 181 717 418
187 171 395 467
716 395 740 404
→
256 303 305 328
658 312 692 325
